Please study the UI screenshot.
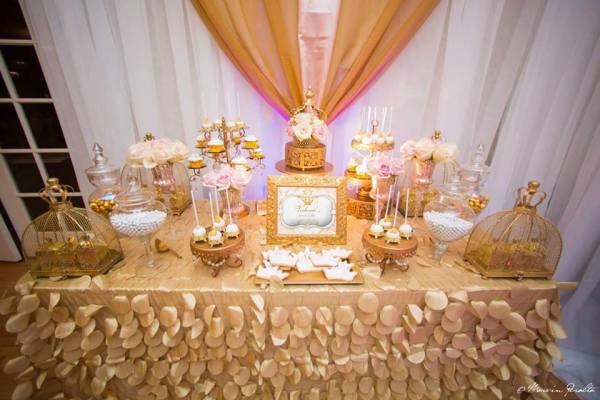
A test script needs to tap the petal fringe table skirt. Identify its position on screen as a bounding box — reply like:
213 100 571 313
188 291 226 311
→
3 202 566 400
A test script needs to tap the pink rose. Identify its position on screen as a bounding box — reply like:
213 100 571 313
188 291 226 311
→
313 123 328 142
399 140 416 160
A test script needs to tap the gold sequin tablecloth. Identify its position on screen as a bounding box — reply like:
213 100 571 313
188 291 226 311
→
4 202 565 400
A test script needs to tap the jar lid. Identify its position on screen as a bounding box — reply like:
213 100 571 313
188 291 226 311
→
85 143 120 180
114 176 155 209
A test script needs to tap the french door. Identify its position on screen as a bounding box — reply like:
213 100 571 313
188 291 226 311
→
0 0 84 261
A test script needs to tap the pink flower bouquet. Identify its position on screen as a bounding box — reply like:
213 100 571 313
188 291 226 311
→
287 112 329 143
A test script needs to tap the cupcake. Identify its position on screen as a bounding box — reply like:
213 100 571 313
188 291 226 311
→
353 133 362 142
399 223 413 239
225 223 240 238
243 135 259 149
192 225 207 243
385 135 394 144
361 136 372 145
356 164 369 179
251 148 265 160
195 135 207 149
226 121 236 130
369 223 384 238
208 138 225 153
384 227 400 244
347 158 358 173
207 228 224 247
213 119 222 127
187 154 205 169
231 156 249 170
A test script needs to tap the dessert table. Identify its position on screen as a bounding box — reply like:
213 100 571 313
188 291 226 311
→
4 201 565 400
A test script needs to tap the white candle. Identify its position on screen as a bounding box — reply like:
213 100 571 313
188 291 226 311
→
191 187 200 227
225 188 233 224
208 192 215 225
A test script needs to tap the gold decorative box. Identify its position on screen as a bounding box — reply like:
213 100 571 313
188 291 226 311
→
22 178 123 278
285 141 326 170
464 181 562 279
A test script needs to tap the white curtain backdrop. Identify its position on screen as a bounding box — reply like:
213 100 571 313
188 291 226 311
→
21 0 600 388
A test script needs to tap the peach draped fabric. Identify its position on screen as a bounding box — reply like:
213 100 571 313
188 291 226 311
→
191 0 303 117
191 0 439 121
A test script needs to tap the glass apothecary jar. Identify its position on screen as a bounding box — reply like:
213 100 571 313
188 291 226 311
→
423 176 475 259
22 178 123 278
109 176 167 267
464 181 561 279
459 144 490 215
85 143 122 217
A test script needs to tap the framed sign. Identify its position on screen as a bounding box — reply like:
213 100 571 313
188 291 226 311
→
266 175 347 245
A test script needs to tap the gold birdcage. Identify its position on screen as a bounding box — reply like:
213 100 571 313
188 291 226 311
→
21 178 123 278
464 181 562 279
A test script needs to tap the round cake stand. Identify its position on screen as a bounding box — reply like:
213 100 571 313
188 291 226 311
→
275 160 333 176
362 230 418 273
190 231 245 276
347 192 376 220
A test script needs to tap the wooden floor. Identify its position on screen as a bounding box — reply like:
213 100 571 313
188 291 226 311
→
0 261 580 400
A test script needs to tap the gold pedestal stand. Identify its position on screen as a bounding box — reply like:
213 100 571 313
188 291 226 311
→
362 230 418 272
275 160 333 176
190 231 245 276
345 171 375 220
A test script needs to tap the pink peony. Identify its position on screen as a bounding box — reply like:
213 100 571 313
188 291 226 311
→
202 171 218 188
313 123 328 142
215 168 232 188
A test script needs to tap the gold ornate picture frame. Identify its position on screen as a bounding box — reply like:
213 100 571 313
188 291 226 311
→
267 175 347 245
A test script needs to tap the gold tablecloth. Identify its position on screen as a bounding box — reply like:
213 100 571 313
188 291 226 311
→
3 202 565 400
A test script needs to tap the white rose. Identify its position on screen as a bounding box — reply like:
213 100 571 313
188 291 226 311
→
433 143 458 162
414 138 435 160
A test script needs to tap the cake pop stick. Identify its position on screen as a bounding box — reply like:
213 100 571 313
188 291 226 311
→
404 186 410 225
375 185 380 224
384 182 393 218
393 184 402 227
225 188 233 224
214 188 221 218
208 191 215 225
190 187 200 227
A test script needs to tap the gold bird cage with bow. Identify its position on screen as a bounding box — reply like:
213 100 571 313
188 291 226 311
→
21 178 124 278
464 181 562 279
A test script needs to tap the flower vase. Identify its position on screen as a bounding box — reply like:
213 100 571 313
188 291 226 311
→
412 159 436 187
221 186 250 218
369 176 394 206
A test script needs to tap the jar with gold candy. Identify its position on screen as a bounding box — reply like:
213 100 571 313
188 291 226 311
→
464 181 562 279
85 143 121 217
21 178 123 277
458 144 490 215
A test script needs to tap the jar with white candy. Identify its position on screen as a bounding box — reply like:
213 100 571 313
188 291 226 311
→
423 175 475 260
110 176 167 267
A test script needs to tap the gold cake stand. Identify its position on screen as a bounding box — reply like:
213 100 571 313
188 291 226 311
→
190 231 245 276
275 160 333 176
351 140 394 153
362 230 418 272
345 171 375 220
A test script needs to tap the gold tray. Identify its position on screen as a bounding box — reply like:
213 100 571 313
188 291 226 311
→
351 140 394 153
362 230 418 272
190 231 245 276
275 160 333 176
254 260 364 286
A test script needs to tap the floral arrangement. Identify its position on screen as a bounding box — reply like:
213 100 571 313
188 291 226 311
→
127 137 189 168
366 155 404 178
400 137 458 163
286 112 328 142
202 165 252 190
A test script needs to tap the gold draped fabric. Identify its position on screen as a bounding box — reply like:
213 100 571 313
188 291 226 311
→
191 0 303 116
322 0 439 120
191 0 439 121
